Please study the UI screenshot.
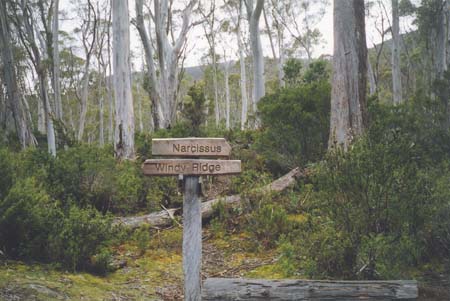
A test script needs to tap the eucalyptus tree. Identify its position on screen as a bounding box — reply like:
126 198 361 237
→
329 0 368 150
201 0 221 126
76 0 97 141
11 0 56 156
112 0 134 159
52 0 63 120
135 0 202 129
0 0 36 148
244 0 265 116
223 0 249 129
391 0 403 104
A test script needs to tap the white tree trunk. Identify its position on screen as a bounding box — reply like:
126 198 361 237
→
237 2 248 130
435 0 448 78
38 99 46 134
213 48 220 127
277 23 285 88
78 62 90 141
98 64 105 146
329 0 368 150
0 0 36 148
135 0 162 129
391 0 402 104
41 77 57 156
246 0 265 121
52 0 63 120
137 75 144 133
368 56 377 95
112 0 135 159
224 61 231 129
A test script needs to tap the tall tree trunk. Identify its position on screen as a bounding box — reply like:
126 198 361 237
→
435 0 448 78
277 20 285 88
78 62 90 141
213 48 220 127
0 0 36 148
391 0 403 104
329 0 368 150
224 61 231 129
135 0 161 129
107 9 114 143
112 0 135 159
38 99 46 134
40 72 57 156
368 56 377 95
246 0 265 120
52 0 63 120
98 64 105 146
263 5 283 88
237 1 248 130
137 73 144 133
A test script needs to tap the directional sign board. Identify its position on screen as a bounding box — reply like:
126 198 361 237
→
142 159 241 176
152 138 232 158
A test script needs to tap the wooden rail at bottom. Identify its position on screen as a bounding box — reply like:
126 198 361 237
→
202 278 418 300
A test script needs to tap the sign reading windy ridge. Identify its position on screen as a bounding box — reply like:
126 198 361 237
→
152 138 232 158
143 159 241 176
143 137 241 300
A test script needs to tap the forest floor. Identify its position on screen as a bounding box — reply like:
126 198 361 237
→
0 227 287 301
0 226 449 300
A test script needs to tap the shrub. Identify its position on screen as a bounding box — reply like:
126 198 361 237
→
0 178 54 259
247 203 290 248
299 97 450 278
48 205 114 272
0 177 115 273
257 77 330 174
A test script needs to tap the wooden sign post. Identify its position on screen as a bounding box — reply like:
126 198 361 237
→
143 138 241 301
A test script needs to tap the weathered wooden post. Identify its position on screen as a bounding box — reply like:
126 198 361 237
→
183 175 201 300
143 138 241 301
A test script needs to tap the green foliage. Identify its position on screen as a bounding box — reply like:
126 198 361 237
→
181 82 208 136
257 70 331 174
0 178 54 259
133 225 151 255
283 58 303 87
0 177 114 273
49 205 114 272
0 148 14 200
295 97 450 279
247 203 289 248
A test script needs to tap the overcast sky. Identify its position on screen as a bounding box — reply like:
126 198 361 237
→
60 0 417 69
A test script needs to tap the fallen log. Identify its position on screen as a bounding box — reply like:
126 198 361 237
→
202 278 419 300
115 167 302 229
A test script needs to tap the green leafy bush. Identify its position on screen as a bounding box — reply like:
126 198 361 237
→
297 97 450 278
48 205 114 272
257 69 330 174
0 177 115 273
0 178 54 259
247 203 290 248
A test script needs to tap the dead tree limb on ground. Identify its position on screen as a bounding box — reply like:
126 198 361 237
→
115 167 303 229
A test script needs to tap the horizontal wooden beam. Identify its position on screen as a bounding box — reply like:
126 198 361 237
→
142 159 241 176
152 138 232 158
202 278 418 300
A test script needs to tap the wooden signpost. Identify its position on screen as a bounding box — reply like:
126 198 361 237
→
143 138 241 301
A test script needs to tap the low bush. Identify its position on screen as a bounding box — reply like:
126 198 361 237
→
292 97 450 279
256 63 331 174
0 178 115 273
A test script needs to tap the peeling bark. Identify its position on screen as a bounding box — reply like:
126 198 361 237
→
112 0 135 159
329 0 368 150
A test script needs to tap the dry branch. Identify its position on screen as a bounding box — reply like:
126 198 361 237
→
115 167 302 229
